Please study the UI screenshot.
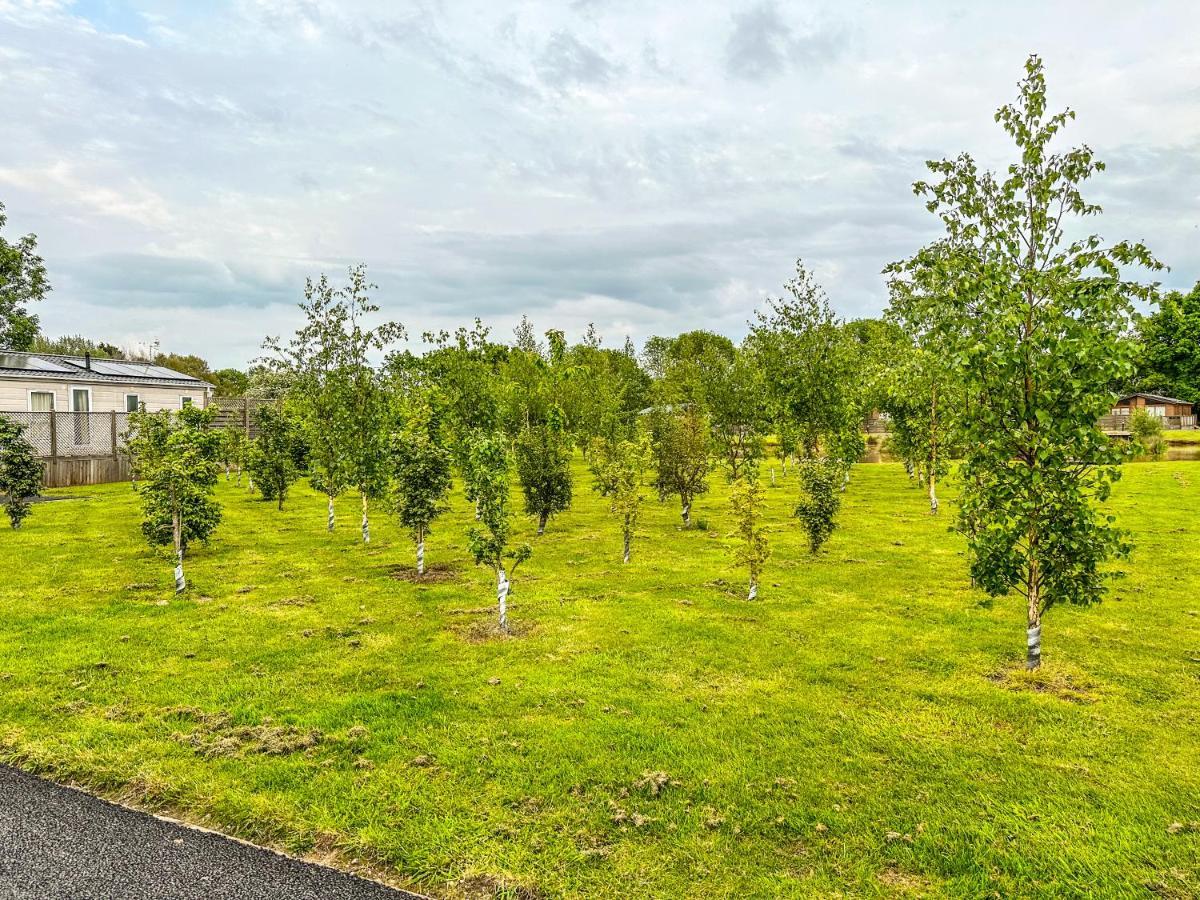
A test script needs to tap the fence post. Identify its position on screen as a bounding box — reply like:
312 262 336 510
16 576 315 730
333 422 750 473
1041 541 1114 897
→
110 411 118 456
243 398 249 437
49 411 58 458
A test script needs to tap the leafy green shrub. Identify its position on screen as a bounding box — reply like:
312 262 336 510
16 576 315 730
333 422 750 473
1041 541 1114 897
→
0 418 42 529
794 458 842 554
1129 408 1166 460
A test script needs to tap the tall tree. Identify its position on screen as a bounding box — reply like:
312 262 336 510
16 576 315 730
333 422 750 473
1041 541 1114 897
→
1135 281 1200 403
465 430 531 632
794 457 841 554
0 419 42 528
127 405 222 593
887 55 1162 669
390 394 453 575
262 266 403 536
0 201 49 350
648 404 711 527
589 433 652 563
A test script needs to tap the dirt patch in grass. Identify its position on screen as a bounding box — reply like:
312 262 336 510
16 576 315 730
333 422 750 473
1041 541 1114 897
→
387 562 459 584
456 618 536 643
163 706 323 758
453 874 543 900
987 666 1100 703
877 867 932 893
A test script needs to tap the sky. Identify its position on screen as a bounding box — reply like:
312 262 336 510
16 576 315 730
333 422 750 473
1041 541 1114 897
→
1 0 1198 368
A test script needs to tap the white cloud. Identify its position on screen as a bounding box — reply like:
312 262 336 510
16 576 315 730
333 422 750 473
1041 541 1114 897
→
0 0 1197 366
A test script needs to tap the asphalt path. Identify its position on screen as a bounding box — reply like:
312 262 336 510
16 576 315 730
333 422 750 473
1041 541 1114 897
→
0 765 425 900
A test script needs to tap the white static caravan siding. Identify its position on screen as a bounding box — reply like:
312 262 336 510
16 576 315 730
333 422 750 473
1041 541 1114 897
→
0 377 209 413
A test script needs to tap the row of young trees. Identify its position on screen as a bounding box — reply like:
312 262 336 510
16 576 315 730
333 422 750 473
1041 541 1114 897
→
119 255 886 625
7 56 1163 670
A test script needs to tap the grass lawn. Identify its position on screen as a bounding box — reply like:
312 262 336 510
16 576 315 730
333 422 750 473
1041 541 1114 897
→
1 461 1198 898
1165 430 1200 444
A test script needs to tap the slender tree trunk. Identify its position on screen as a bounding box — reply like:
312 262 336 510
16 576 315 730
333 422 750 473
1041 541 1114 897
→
497 565 509 632
474 498 481 521
748 577 758 601
327 493 335 532
235 466 242 485
770 467 775 486
622 516 631 564
537 511 548 535
361 493 370 543
417 527 425 575
841 470 849 493
224 463 230 481
681 496 691 527
248 475 254 492
172 504 185 594
929 383 939 514
1026 558 1042 670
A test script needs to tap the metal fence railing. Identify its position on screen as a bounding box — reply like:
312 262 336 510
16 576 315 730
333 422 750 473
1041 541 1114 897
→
2 411 131 458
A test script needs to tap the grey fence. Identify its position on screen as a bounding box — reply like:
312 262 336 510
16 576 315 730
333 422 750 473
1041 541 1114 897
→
3 411 131 458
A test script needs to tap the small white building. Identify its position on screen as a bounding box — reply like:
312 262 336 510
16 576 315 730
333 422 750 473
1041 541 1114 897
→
0 350 213 413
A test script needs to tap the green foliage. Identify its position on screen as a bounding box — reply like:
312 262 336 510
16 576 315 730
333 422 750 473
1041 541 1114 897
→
1129 409 1166 460
648 404 711 525
887 55 1162 666
794 458 842 554
261 266 403 533
729 470 769 597
218 425 247 478
515 421 573 533
464 430 530 573
0 201 49 350
1135 281 1200 403
30 334 120 358
589 432 652 561
211 368 250 397
0 418 41 528
126 405 222 556
748 262 861 461
390 395 453 543
245 405 301 510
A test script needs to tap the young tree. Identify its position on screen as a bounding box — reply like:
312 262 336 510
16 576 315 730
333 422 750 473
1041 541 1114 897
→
0 419 42 528
794 457 841 554
729 470 770 599
261 266 403 537
887 56 1162 669
648 404 711 527
127 405 222 593
515 421 573 535
218 424 247 483
1129 409 1166 461
700 345 769 480
245 405 301 510
589 433 652 563
390 396 453 575
0 201 50 350
464 431 531 632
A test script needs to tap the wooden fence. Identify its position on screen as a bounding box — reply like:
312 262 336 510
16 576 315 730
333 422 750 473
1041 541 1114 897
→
1099 414 1197 433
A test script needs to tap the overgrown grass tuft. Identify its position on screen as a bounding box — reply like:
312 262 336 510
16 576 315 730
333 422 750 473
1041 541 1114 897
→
1 461 1198 897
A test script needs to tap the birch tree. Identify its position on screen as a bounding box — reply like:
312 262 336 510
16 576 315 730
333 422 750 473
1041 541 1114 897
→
887 55 1162 669
589 433 652 563
465 430 531 632
390 395 453 575
127 405 222 593
0 419 41 528
261 266 402 536
729 470 770 599
794 457 841 554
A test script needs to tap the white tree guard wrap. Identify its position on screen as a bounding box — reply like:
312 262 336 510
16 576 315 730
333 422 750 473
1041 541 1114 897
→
174 552 185 594
623 531 631 564
361 495 370 543
1026 624 1042 669
770 468 775 486
248 476 254 492
417 537 425 575
497 567 509 630
681 502 690 526
327 495 335 532
748 580 758 601
929 489 939 514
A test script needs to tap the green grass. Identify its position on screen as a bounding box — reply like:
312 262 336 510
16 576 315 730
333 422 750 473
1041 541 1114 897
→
1 461 1198 898
1165 430 1200 444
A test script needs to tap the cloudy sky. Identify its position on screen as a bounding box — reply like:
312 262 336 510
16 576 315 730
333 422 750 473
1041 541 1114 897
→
2 0 1198 367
